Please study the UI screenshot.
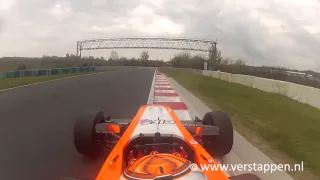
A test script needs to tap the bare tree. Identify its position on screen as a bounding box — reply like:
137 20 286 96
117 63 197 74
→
110 51 119 60
17 64 27 70
140 51 149 61
179 52 191 60
234 59 246 66
220 57 230 65
216 50 222 64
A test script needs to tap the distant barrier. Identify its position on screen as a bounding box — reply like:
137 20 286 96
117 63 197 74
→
203 70 320 110
0 66 96 79
95 66 139 70
163 67 203 74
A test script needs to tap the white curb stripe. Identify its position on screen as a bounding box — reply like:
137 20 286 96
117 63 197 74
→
154 96 181 102
155 90 175 93
155 85 172 88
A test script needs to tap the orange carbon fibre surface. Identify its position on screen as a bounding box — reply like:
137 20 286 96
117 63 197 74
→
124 153 190 179
106 124 121 133
95 104 230 180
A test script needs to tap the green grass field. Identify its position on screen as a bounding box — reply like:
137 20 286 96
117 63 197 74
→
0 69 112 90
160 69 320 180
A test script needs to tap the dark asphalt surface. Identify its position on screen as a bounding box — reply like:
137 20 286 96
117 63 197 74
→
0 67 155 180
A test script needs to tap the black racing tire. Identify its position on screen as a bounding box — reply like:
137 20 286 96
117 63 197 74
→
74 112 104 157
202 111 233 157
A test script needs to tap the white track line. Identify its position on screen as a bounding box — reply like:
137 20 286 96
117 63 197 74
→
147 70 156 104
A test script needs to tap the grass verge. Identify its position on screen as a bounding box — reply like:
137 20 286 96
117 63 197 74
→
160 69 320 180
0 69 112 90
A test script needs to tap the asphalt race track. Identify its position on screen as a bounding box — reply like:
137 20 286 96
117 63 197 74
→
0 68 155 180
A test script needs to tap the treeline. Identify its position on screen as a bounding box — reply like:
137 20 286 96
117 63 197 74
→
169 52 320 89
2 51 320 88
0 52 167 72
218 63 320 88
106 58 165 67
0 55 108 71
105 50 166 67
170 53 206 70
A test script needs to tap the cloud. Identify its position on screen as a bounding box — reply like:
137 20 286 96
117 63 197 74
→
154 0 320 70
0 0 14 11
0 17 3 33
50 3 73 20
0 0 320 71
126 4 184 35
0 0 14 34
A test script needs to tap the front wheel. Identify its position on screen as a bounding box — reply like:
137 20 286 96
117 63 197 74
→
74 112 104 157
202 111 233 157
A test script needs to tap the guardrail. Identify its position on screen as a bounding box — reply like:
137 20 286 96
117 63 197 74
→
161 67 203 74
0 66 96 79
202 70 320 110
94 66 140 70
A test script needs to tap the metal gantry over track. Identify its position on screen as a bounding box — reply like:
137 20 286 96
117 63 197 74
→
76 37 217 58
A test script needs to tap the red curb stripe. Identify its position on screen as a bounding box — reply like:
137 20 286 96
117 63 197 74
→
155 85 170 86
154 92 178 96
153 102 188 110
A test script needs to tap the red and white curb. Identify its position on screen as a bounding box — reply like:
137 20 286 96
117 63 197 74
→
148 70 230 177
152 71 192 120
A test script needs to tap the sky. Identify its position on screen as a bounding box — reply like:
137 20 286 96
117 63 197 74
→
0 0 320 71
